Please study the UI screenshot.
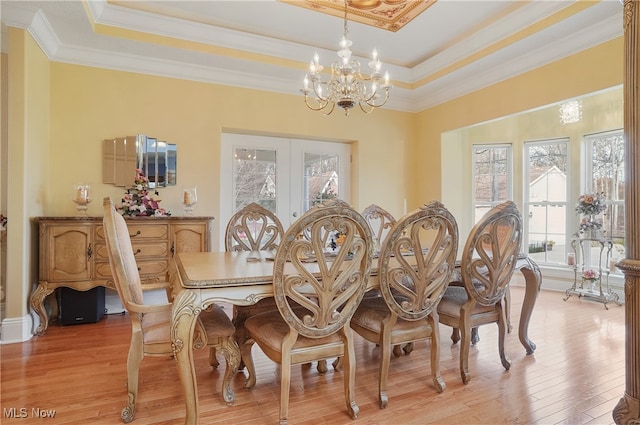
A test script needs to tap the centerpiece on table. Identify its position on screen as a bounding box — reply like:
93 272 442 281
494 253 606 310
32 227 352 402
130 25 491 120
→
117 169 171 217
575 192 606 239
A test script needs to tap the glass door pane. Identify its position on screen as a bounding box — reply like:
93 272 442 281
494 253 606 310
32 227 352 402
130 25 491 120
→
232 147 277 213
304 153 340 210
290 139 351 218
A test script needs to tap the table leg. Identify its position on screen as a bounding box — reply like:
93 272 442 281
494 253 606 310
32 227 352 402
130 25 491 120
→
517 257 542 355
171 289 201 425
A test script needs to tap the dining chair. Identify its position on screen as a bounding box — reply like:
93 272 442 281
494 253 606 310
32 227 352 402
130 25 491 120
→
102 197 239 423
222 202 285 370
361 203 416 357
361 203 396 252
436 200 522 385
240 199 374 425
350 200 459 408
225 202 284 252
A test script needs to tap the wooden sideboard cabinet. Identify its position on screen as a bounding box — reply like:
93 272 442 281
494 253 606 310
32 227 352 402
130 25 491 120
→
31 216 214 335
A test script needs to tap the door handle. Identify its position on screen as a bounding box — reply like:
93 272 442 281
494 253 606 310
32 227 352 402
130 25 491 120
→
292 212 298 217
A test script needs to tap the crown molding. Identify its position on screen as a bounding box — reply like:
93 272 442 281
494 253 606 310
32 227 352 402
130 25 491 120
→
0 1 623 114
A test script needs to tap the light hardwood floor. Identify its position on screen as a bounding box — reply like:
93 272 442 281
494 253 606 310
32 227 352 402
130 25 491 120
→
1 287 625 425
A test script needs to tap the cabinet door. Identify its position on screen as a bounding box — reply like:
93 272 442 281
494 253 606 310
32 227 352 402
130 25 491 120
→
44 224 93 281
171 223 208 255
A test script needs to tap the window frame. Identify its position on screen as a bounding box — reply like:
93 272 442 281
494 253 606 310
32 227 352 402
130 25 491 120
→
523 138 570 266
471 143 513 224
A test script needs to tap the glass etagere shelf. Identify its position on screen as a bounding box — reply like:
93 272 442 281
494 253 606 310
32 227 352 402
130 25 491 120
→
563 236 621 309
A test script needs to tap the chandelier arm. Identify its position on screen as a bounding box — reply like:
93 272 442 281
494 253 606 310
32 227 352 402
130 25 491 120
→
311 83 329 102
358 102 375 114
324 102 336 116
304 95 331 112
363 89 390 108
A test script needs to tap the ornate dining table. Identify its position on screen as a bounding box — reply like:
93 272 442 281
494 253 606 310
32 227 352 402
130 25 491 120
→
169 250 541 425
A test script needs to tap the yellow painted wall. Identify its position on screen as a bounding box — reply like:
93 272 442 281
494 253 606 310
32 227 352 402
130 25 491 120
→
48 62 413 241
5 28 50 326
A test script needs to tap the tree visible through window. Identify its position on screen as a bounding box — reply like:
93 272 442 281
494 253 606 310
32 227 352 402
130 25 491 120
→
233 147 277 213
472 145 512 222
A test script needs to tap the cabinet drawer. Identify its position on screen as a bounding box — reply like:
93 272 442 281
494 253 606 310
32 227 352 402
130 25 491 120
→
95 259 169 280
94 241 170 261
95 223 169 241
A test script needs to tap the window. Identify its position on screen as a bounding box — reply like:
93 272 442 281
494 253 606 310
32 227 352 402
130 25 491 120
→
524 139 569 265
472 145 512 222
584 129 625 264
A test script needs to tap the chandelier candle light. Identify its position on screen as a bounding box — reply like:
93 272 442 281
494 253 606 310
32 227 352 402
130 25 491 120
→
300 0 392 116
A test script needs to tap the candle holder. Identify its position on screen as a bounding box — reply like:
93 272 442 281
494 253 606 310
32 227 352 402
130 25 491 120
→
73 184 92 216
182 186 198 215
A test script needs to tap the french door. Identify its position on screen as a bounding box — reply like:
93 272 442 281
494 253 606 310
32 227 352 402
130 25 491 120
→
220 133 350 250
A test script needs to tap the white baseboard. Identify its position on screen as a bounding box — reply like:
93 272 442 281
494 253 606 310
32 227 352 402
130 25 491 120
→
1 314 34 344
105 288 125 315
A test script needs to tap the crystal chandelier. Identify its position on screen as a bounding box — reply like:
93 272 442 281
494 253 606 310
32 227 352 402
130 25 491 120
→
300 0 392 116
559 100 582 124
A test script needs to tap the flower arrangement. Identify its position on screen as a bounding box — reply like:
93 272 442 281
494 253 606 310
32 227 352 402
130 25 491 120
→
582 268 599 282
577 215 603 234
117 169 171 217
575 193 607 216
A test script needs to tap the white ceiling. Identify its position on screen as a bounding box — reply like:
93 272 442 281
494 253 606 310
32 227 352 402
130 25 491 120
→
0 0 624 113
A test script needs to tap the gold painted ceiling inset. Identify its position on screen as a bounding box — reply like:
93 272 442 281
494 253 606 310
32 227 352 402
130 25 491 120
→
280 0 437 32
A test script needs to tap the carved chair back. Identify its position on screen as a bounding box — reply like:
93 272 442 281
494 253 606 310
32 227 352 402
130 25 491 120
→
460 200 522 306
362 204 396 248
225 202 284 252
378 201 458 321
273 199 374 338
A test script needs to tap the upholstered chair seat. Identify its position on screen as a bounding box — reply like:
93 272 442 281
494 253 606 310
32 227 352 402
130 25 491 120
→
437 286 496 317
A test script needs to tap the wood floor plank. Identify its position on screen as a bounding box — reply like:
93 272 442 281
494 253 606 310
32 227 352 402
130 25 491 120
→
0 287 625 424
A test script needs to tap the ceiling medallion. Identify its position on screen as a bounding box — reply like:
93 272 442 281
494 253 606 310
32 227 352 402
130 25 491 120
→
281 0 436 32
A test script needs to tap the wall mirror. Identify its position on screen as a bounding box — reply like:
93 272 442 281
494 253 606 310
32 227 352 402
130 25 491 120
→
103 134 177 188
